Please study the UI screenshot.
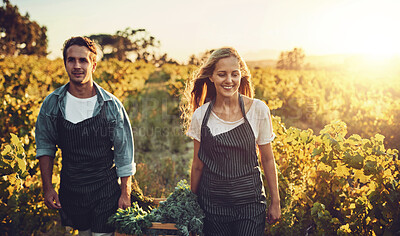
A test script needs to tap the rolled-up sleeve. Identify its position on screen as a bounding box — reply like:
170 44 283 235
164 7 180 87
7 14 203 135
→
112 102 135 177
35 100 58 158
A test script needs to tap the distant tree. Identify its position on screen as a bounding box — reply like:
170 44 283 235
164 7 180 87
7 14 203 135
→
0 0 48 58
153 53 179 67
276 47 305 70
88 28 160 62
187 49 214 66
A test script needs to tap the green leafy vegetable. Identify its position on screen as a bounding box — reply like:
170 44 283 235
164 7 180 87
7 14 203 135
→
109 179 205 236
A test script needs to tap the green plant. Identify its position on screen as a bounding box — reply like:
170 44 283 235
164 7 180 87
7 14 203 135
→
0 133 59 235
109 180 205 236
267 119 400 235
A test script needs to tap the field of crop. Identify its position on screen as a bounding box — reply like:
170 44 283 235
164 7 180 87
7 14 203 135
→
1 56 399 235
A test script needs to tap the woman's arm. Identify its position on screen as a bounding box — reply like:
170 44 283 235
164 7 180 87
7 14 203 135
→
259 143 281 223
190 140 204 194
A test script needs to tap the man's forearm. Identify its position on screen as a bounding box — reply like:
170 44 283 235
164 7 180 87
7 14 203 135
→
120 176 132 196
39 155 54 191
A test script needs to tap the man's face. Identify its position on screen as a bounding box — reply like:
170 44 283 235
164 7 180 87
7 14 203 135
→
65 45 96 85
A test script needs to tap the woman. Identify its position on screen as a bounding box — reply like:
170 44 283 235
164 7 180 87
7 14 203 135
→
181 47 281 235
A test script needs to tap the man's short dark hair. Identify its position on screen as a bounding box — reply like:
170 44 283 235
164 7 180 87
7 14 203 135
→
63 36 97 65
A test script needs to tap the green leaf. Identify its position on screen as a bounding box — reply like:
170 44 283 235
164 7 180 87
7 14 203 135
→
312 147 323 157
348 134 362 143
344 152 364 169
1 145 12 156
8 173 17 185
364 160 377 176
17 158 26 173
374 134 385 144
300 131 308 143
10 133 20 145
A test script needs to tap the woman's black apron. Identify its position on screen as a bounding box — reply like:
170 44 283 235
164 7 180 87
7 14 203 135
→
198 94 267 219
56 106 120 232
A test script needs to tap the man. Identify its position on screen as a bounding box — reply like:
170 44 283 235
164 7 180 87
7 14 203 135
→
35 36 135 236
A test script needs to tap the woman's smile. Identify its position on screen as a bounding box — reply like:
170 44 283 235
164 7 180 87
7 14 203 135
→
210 56 241 99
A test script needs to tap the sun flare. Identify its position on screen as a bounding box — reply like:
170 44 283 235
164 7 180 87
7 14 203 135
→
311 1 400 60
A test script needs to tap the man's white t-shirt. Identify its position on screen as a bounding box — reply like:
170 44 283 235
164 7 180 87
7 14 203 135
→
65 91 97 124
187 99 275 145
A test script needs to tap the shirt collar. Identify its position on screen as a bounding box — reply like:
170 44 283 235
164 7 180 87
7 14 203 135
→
53 81 112 103
93 81 112 102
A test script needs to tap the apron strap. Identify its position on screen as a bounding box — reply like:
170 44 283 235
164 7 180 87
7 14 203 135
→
238 94 248 122
201 98 215 127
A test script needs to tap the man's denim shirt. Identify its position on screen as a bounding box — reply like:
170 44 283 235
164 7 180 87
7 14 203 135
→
35 82 136 177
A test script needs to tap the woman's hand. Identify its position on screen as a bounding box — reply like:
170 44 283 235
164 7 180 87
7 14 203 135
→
266 201 281 224
259 143 281 224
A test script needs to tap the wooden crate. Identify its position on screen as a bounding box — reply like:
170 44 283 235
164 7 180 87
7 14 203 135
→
115 222 178 236
115 198 180 236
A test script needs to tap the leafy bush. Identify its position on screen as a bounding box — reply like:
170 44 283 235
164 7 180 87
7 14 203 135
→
0 133 59 235
109 180 204 236
266 119 400 235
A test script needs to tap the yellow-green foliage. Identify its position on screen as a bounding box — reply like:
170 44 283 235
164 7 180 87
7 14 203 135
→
251 67 400 150
1 56 399 235
267 118 399 235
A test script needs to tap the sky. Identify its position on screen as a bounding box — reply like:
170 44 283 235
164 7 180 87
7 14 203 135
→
12 0 400 63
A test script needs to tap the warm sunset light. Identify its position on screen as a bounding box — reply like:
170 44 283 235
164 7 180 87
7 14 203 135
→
2 0 400 235
317 2 400 57
13 0 400 62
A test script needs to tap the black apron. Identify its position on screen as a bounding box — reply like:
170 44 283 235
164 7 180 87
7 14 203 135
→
198 94 267 218
57 106 120 232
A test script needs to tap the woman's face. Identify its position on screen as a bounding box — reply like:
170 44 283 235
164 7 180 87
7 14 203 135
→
210 56 241 99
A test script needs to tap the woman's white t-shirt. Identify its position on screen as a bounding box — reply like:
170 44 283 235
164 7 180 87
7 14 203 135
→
65 91 97 124
187 99 275 145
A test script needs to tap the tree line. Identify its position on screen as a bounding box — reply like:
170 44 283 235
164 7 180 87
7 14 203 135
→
1 0 305 69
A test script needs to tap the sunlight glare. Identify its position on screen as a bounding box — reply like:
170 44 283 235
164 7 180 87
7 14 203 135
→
314 1 400 58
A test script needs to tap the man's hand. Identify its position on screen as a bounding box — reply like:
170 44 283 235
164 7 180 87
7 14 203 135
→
118 193 131 209
44 188 61 209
